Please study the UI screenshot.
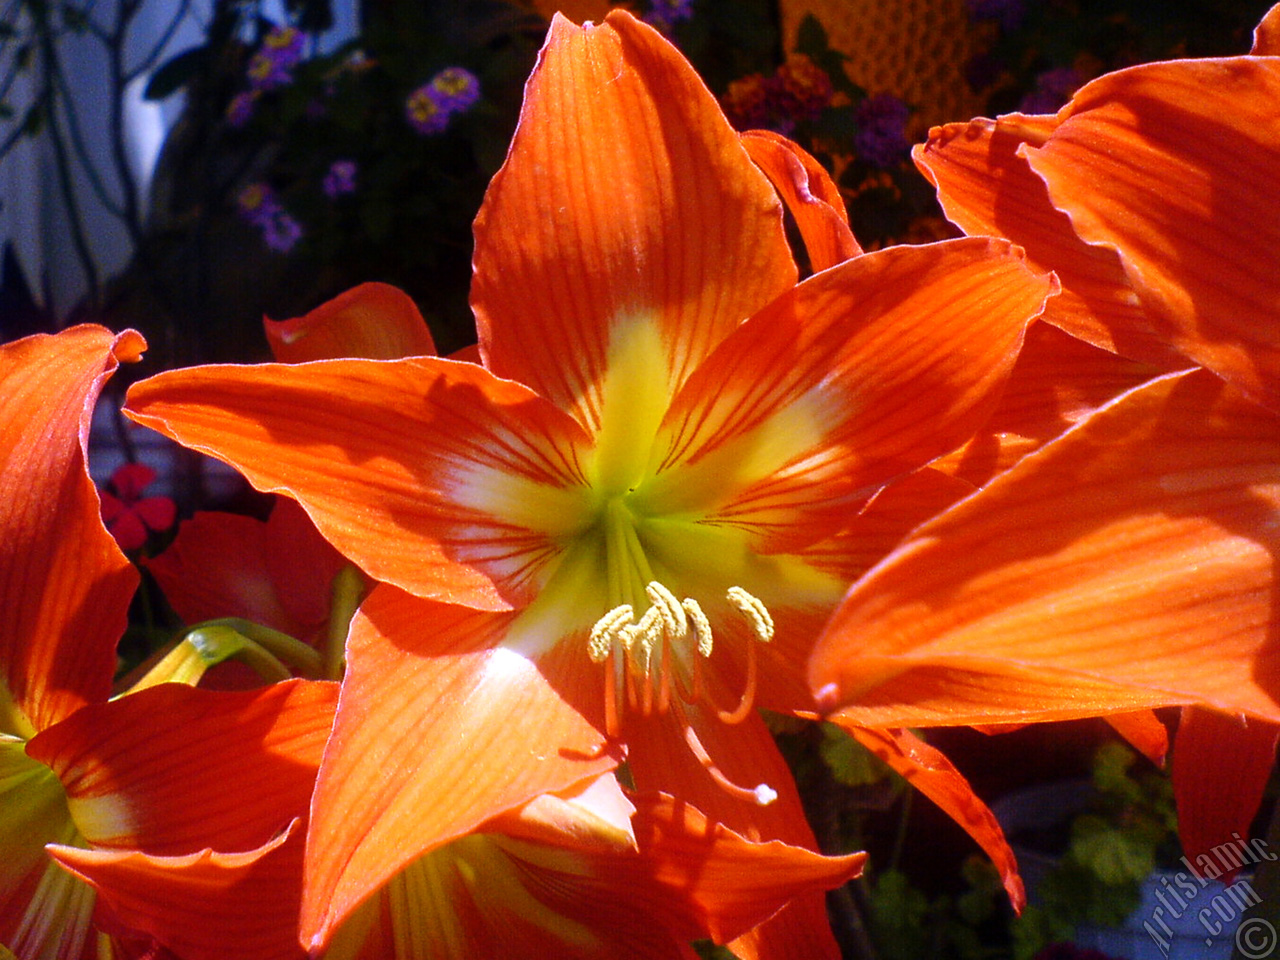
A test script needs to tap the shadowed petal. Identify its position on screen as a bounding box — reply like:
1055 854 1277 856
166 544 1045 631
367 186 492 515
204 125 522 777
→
1172 707 1279 880
49 823 306 960
741 130 862 272
472 12 797 430
264 282 436 363
1024 57 1280 411
27 680 337 854
915 115 1184 368
623 707 845 960
302 585 617 951
811 369 1280 726
842 726 1024 909
0 326 144 736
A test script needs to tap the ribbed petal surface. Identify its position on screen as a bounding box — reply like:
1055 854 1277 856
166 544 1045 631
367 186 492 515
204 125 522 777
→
647 237 1055 552
1025 57 1280 411
811 369 1280 726
915 115 1184 368
126 357 593 611
1172 707 1279 881
302 585 617 951
0 326 143 736
27 680 337 854
472 12 797 431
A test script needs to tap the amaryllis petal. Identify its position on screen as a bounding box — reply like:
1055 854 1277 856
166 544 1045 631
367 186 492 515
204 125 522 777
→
935 322 1166 487
0 326 144 736
649 237 1055 550
625 793 864 948
125 357 594 610
1172 707 1279 879
1023 57 1280 411
914 115 1184 368
302 584 617 951
471 12 797 430
624 708 843 960
1104 710 1169 767
48 823 306 960
148 499 345 641
1255 3 1280 54
740 129 862 271
27 680 337 854
810 369 1280 726
264 281 436 363
843 726 1025 910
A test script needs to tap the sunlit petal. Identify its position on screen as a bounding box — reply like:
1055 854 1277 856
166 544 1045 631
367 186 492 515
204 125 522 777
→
472 13 797 430
0 326 144 736
811 369 1280 726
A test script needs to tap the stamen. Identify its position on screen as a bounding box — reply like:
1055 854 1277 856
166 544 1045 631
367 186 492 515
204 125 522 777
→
589 604 634 663
726 586 774 643
646 581 687 640
715 634 758 725
683 598 713 657
681 716 776 807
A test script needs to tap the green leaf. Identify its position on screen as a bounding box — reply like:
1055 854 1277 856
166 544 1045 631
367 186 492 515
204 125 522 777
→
819 723 892 787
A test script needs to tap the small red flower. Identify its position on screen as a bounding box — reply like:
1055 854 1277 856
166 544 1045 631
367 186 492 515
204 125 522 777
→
101 463 176 551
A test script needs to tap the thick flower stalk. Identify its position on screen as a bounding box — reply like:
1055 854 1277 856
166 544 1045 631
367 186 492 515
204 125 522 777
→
125 11 1056 953
811 1 1280 869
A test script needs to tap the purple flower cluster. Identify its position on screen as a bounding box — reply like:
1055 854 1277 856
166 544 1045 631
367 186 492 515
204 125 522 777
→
853 93 912 169
644 0 695 32
236 183 304 253
322 160 358 199
226 25 307 127
722 54 834 135
405 67 481 136
247 25 306 91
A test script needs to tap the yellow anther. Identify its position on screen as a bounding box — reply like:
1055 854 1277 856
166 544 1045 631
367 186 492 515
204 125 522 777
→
645 581 688 640
589 604 635 663
682 597 713 657
621 604 664 672
726 586 773 643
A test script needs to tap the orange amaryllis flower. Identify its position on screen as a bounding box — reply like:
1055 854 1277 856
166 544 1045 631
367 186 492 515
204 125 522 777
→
124 11 1055 951
813 2 1280 865
0 325 338 959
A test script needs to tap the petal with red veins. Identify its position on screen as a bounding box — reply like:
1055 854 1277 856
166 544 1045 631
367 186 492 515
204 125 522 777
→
27 680 336 854
302 584 617 952
125 356 594 611
1025 58 1280 411
914 115 1184 368
642 237 1055 550
471 12 797 430
1173 707 1278 881
810 369 1280 726
0 325 144 735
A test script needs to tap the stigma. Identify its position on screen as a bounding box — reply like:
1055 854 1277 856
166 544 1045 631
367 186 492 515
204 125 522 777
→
588 580 776 806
